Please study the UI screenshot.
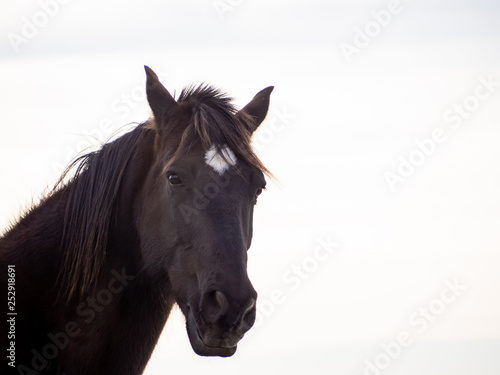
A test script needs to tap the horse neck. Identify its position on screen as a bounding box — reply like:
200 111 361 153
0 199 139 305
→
0 188 68 272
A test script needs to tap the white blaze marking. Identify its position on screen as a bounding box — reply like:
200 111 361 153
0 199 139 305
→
205 145 237 175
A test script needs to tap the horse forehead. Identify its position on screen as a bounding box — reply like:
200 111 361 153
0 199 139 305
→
204 145 237 175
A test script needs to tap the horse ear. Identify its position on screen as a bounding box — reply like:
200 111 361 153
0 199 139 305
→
144 65 177 125
238 86 274 133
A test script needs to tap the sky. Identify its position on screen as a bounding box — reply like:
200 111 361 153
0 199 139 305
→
1 0 500 374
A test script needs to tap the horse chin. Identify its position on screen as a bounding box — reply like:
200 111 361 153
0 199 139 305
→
186 309 237 357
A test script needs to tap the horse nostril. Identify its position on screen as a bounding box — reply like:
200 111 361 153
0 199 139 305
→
241 298 256 328
201 290 229 323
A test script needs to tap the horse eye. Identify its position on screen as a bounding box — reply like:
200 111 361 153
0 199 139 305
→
168 174 182 186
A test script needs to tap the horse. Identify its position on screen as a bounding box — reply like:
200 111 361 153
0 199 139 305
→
0 66 274 374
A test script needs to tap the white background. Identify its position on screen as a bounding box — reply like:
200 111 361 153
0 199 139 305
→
1 0 500 374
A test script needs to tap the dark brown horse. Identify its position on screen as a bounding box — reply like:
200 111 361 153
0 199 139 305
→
0 66 273 374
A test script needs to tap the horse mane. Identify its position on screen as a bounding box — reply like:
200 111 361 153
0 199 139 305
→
170 84 271 176
56 124 152 301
